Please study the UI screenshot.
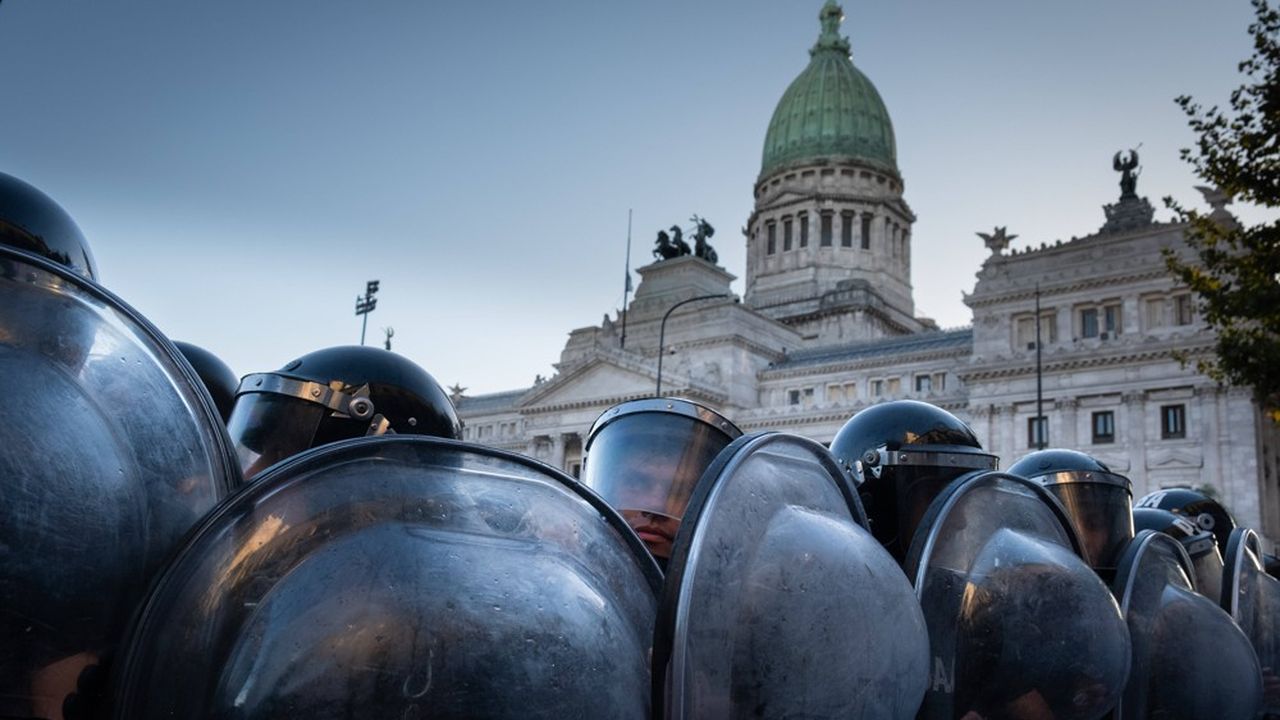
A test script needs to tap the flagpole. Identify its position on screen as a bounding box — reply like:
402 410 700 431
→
621 209 633 349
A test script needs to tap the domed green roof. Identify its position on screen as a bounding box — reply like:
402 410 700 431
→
761 1 898 178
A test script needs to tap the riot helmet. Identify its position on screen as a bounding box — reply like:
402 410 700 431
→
0 246 236 717
1135 486 1236 553
904 471 1131 720
226 345 461 480
1009 448 1134 580
1111 529 1264 720
1222 528 1280 716
111 437 660 719
173 341 239 423
1133 506 1226 605
0 170 96 280
583 397 741 565
829 399 997 562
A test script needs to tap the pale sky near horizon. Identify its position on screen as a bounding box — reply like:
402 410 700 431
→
0 1 1269 394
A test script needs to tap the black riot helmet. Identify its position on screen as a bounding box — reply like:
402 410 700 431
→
0 170 96 280
829 399 997 562
582 397 741 566
1009 449 1134 580
1133 506 1226 605
1135 486 1236 553
173 341 239 423
226 345 461 480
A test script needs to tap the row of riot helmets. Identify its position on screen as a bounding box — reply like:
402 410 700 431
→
1 170 1276 719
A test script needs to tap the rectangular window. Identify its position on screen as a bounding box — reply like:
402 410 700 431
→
1027 416 1049 448
932 372 946 392
886 377 901 395
1175 295 1194 325
844 382 858 400
767 222 776 255
788 389 801 406
915 374 932 393
1092 411 1115 444
798 213 809 247
1104 304 1121 334
841 212 854 247
1081 308 1099 338
1017 312 1057 348
820 213 833 246
828 384 843 403
861 213 872 250
871 379 883 397
1144 297 1166 329
1162 404 1186 439
783 217 793 251
803 387 815 407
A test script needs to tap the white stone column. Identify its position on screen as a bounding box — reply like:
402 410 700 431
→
970 404 993 454
997 404 1015 465
1123 391 1148 496
552 433 567 472
1198 385 1223 497
1057 398 1079 450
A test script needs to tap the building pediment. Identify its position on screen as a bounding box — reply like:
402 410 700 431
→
518 357 659 411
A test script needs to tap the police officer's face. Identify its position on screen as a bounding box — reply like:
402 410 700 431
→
621 509 681 560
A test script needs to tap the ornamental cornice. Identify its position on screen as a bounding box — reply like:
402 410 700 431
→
754 191 907 218
778 304 918 337
520 384 727 417
967 267 1176 308
957 342 1214 383
735 394 970 429
761 345 971 381
670 334 790 361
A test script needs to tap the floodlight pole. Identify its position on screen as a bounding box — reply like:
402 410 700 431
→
656 293 733 396
355 280 380 346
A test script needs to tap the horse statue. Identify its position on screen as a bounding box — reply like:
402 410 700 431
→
669 225 692 256
653 230 681 260
690 215 718 265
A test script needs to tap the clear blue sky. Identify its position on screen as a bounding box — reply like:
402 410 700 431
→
0 0 1265 393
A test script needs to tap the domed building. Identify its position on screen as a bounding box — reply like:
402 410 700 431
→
453 2 1280 546
747 0 922 340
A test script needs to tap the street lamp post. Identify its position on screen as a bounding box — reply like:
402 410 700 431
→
656 293 733 396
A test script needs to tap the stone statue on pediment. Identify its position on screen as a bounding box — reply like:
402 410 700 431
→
1114 149 1141 200
690 215 719 264
977 226 1017 256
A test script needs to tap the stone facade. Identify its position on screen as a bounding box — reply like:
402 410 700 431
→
453 3 1278 547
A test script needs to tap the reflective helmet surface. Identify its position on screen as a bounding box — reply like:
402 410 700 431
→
830 400 997 562
1135 486 1236 553
654 432 928 719
173 341 239 423
905 471 1130 720
111 436 660 719
1009 448 1134 579
1132 506 1225 604
0 247 236 717
0 171 96 280
582 397 741 565
226 345 461 480
1112 530 1263 720
1222 529 1280 716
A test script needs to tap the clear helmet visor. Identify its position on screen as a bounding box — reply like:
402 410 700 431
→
225 393 326 480
582 412 735 560
1042 475 1134 575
